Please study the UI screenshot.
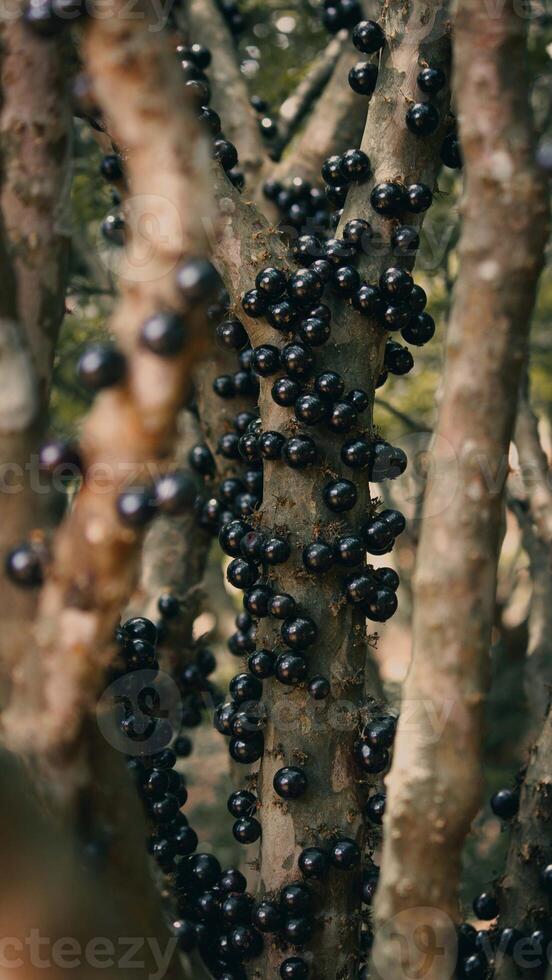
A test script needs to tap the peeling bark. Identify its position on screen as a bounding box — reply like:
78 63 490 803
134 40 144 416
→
372 2 549 977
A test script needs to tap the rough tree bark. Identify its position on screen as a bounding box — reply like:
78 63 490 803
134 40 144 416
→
0 13 72 678
372 2 549 978
4 0 213 769
210 0 451 974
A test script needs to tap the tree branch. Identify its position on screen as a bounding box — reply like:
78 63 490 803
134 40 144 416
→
372 1 550 975
4 0 214 770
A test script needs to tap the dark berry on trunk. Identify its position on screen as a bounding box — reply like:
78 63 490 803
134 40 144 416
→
352 18 385 52
349 61 378 95
77 344 126 390
406 102 440 136
417 66 445 93
268 593 297 619
323 479 357 512
329 837 360 869
308 675 330 699
275 653 308 686
283 435 317 469
281 616 317 649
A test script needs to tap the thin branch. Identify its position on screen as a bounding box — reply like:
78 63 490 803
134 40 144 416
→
273 33 348 157
186 0 266 185
372 1 550 975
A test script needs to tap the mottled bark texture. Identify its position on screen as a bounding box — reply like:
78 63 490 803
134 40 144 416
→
496 706 552 980
372 3 549 978
4 0 214 768
211 0 451 974
0 14 72 679
187 0 265 184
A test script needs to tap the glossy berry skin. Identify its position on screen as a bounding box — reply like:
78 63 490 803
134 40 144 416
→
158 593 179 619
343 218 371 249
268 593 297 619
229 734 264 765
240 531 266 562
252 345 280 376
214 702 237 737
252 900 283 933
298 847 329 880
303 541 334 574
335 535 364 567
38 438 81 480
141 310 186 356
267 300 299 331
283 435 317 469
219 867 248 894
329 837 360 870
391 225 420 255
263 537 291 565
116 488 155 527
244 584 272 618
352 18 385 52
349 61 378 96
333 265 361 297
281 616 317 649
364 715 397 747
219 520 251 558
385 341 414 375
352 283 385 318
379 507 407 536
406 101 440 136
229 925 263 960
490 788 519 820
401 312 435 346
380 266 413 301
248 649 276 678
293 234 322 264
315 371 344 399
256 266 286 298
189 442 215 475
172 919 197 953
366 792 386 824
321 155 343 186
310 259 333 283
274 766 307 800
354 740 389 773
237 432 260 463
242 288 268 318
441 132 462 169
233 817 261 844
5 543 43 588
341 437 371 470
216 318 248 350
340 148 370 182
281 343 314 380
324 237 357 267
346 573 376 606
212 374 235 399
229 672 262 704
370 181 405 218
228 789 257 818
308 676 330 700
198 106 221 135
362 518 395 555
176 258 219 304
473 893 499 921
77 344 126 390
284 917 313 946
295 393 327 425
323 479 357 513
221 892 254 926
275 653 308 686
407 182 433 213
375 566 400 591
409 283 427 313
298 316 330 347
258 430 285 460
280 957 309 980
346 388 369 413
227 557 259 591
309 303 332 324
541 865 552 894
280 883 312 916
417 66 445 93
272 377 301 407
288 268 324 305
212 137 238 171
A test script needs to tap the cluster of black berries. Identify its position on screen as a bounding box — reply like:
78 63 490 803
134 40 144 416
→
263 176 333 235
175 40 245 191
